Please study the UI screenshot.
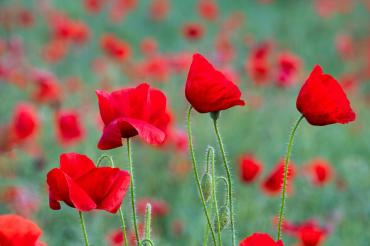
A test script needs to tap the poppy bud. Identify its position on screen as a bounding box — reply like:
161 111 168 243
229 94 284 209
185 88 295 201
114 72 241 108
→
215 205 230 231
201 173 212 202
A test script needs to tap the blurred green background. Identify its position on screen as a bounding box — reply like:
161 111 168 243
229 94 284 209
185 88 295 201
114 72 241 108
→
0 0 369 245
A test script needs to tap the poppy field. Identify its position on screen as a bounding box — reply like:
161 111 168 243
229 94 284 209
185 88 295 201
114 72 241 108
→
0 0 370 245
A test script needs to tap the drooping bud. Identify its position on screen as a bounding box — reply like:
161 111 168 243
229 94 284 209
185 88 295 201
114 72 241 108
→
215 205 230 231
201 173 212 202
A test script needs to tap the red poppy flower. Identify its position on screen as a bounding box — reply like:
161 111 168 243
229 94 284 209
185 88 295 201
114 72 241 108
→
239 233 284 246
32 70 61 104
282 219 327 246
298 222 327 246
303 158 333 186
96 83 170 149
42 39 69 64
70 21 90 44
0 214 45 246
239 154 262 183
149 0 169 21
140 38 158 56
185 53 245 113
262 160 295 195
245 42 272 85
84 0 105 14
11 103 39 142
137 198 169 217
100 33 131 62
108 224 144 246
296 65 356 126
275 52 301 88
182 23 204 41
47 153 130 213
55 110 84 145
198 0 219 21
335 33 354 60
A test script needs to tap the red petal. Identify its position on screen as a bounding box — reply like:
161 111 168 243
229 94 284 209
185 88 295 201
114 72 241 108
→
60 153 95 179
96 90 118 125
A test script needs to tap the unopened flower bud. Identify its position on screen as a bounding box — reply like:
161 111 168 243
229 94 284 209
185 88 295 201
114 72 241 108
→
201 173 212 202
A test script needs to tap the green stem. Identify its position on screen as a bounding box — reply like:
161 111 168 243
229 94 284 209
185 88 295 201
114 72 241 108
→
212 119 236 246
141 239 154 246
277 115 304 240
78 211 89 246
208 147 222 246
187 107 218 246
126 138 140 245
119 208 129 246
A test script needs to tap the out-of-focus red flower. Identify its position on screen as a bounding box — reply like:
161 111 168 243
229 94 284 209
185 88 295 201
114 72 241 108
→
167 128 188 152
185 53 245 113
239 154 263 183
96 83 170 149
340 74 358 92
296 65 356 126
84 0 106 14
239 233 284 246
335 33 354 60
171 219 184 236
17 9 34 27
215 35 235 63
140 38 158 56
262 159 295 195
55 110 84 145
11 103 39 142
167 52 192 73
246 42 272 85
198 0 219 21
282 219 327 246
42 39 69 63
31 70 61 104
1 186 39 217
0 214 46 246
100 33 131 62
70 21 90 44
47 153 130 213
137 198 169 217
150 0 169 21
108 224 144 246
275 52 301 87
182 23 204 41
140 56 169 82
303 158 333 186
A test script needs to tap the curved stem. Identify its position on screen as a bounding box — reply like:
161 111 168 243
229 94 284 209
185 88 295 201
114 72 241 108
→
216 177 229 206
126 138 140 245
187 107 218 245
212 119 236 246
141 239 154 246
277 115 304 240
99 155 128 246
78 211 89 246
209 147 222 246
96 154 114 167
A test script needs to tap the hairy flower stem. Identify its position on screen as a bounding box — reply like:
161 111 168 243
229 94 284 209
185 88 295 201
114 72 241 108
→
277 115 304 240
207 147 222 246
78 211 89 246
212 119 236 246
144 204 152 241
97 154 129 246
187 107 218 245
126 138 140 246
